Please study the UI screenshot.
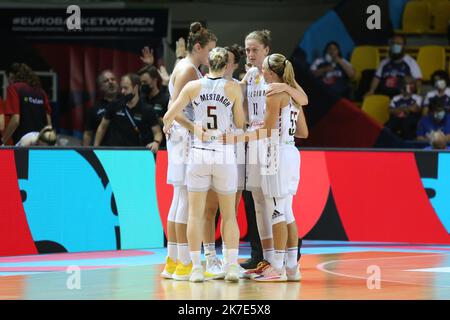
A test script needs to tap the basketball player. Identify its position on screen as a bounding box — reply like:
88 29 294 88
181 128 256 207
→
240 30 308 275
201 44 246 277
161 22 217 281
224 53 308 281
163 47 245 282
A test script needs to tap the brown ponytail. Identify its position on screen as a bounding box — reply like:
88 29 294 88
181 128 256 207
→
187 22 217 53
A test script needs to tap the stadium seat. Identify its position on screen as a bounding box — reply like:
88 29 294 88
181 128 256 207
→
361 95 390 125
350 46 380 82
402 1 431 33
430 1 450 33
417 46 446 81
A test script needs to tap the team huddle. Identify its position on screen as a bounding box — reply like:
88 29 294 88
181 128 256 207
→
161 22 308 283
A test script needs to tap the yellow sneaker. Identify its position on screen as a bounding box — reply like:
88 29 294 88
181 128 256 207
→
172 261 193 281
161 257 177 279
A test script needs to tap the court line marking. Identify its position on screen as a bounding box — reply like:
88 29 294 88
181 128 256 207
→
316 252 450 288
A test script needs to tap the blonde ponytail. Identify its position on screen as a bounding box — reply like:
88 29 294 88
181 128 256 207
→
283 60 297 90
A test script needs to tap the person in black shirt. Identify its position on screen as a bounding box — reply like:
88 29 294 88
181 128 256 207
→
83 70 118 146
94 73 162 152
137 65 169 148
1 63 52 145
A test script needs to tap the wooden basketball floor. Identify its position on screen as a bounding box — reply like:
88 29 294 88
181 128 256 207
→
1 241 450 300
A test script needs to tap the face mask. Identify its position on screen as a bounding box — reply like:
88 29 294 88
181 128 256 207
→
435 79 447 90
120 92 135 103
434 111 445 122
141 84 151 95
404 84 415 94
325 53 333 63
390 44 404 60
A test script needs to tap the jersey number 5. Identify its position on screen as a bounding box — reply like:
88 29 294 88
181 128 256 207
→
207 106 218 130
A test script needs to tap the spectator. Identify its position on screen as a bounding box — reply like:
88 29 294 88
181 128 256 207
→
137 65 169 148
16 125 57 147
311 41 355 98
139 46 170 93
94 73 163 153
385 76 422 140
1 63 52 145
417 99 450 142
424 130 450 150
83 70 118 146
366 35 422 98
422 70 450 115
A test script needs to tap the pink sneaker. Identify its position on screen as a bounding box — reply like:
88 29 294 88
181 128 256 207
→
286 265 301 282
253 264 287 282
243 260 270 279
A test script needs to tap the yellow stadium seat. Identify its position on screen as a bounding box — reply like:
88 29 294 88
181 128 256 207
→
402 1 431 33
417 46 446 81
430 1 450 33
361 95 390 125
350 46 380 82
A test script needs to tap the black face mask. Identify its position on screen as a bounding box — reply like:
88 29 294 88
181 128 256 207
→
141 84 151 95
120 92 135 103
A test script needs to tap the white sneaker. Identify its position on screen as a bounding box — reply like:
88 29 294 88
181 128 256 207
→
206 257 226 279
225 264 240 283
286 265 302 282
189 266 205 283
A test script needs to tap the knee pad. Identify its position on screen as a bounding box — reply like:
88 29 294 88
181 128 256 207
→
270 197 286 226
167 187 180 223
285 195 295 225
175 187 189 224
252 189 272 240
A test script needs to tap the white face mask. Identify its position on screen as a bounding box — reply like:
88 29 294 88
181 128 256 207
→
434 111 446 121
325 53 333 63
390 44 403 54
435 79 447 90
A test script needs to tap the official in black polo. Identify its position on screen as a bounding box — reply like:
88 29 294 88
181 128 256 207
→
138 65 169 148
83 69 118 146
1 63 52 145
94 73 163 152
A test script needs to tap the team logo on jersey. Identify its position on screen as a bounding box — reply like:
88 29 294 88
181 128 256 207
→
255 74 261 85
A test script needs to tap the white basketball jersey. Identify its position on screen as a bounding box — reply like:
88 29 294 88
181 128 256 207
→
168 58 203 121
191 77 234 148
278 99 299 145
246 67 267 130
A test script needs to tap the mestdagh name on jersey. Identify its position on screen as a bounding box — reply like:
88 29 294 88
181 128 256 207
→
248 89 266 98
195 93 232 108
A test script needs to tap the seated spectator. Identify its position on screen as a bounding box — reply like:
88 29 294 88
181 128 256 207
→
1 63 52 145
417 99 450 142
311 41 355 97
16 126 57 147
385 76 422 140
424 130 450 150
94 73 163 153
366 35 422 98
422 70 450 115
83 70 118 146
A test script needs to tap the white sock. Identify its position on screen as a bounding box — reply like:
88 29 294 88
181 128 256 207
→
203 242 216 260
222 243 227 264
178 243 191 265
273 250 285 271
190 251 202 268
287 247 298 269
263 248 274 264
167 242 177 262
226 249 238 266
